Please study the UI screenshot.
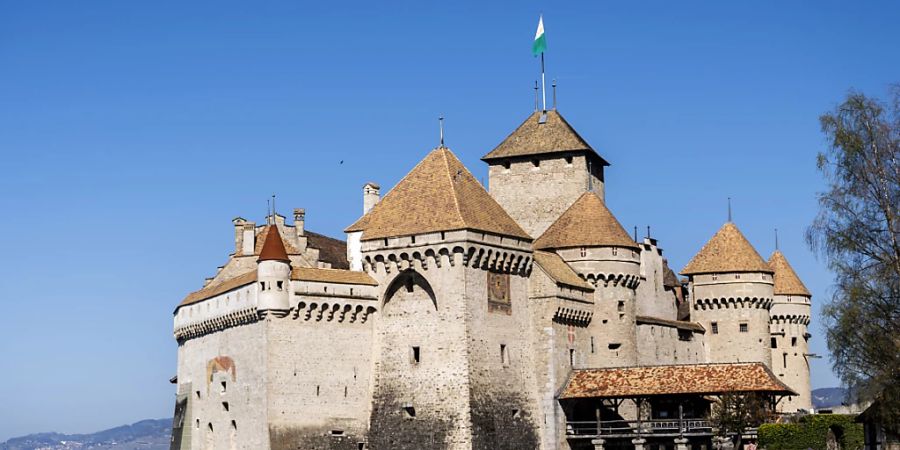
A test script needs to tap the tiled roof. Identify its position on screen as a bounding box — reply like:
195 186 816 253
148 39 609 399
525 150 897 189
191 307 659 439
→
345 147 531 241
768 250 811 297
178 271 258 308
306 231 349 270
681 222 772 275
258 224 290 263
533 251 594 291
560 362 796 399
254 225 300 255
482 110 608 165
663 264 680 288
290 267 378 286
534 192 638 250
635 316 705 333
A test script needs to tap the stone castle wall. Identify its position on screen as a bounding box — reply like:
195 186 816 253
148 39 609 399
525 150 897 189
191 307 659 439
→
770 293 812 412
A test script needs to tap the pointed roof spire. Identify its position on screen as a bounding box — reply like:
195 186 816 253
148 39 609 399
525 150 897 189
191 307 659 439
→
681 222 772 275
534 191 638 250
345 147 530 241
258 225 291 263
481 110 608 165
768 250 811 296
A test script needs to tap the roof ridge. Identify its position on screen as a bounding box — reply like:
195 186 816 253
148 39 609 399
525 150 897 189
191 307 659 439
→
441 148 466 227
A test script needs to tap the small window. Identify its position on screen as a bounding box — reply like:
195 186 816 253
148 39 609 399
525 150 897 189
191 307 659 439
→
771 338 778 349
612 247 618 256
580 247 587 257
711 322 719 334
503 161 511 170
411 346 421 364
735 274 741 279
739 323 749 333
402 405 416 418
276 281 284 291
783 353 788 368
350 288 354 296
617 301 625 312
260 281 266 290
440 231 446 240
344 386 348 397
500 344 509 366
196 419 199 429
590 336 595 354
411 235 416 244
511 408 521 419
331 430 345 436
565 156 573 165
231 420 237 430
208 423 213 432
678 330 692 341
712 274 718 281
569 349 575 367
608 343 621 350
196 390 201 399
791 337 797 346
222 401 229 411
316 385 320 396
532 159 540 168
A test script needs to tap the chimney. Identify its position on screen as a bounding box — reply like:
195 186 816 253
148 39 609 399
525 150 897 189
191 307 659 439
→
363 182 380 214
293 208 305 236
241 223 256 256
233 217 247 254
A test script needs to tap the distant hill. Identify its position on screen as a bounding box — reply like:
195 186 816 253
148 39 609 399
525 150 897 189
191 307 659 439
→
813 387 849 409
0 419 171 450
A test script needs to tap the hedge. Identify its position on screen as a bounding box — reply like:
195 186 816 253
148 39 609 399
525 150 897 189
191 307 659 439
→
759 414 864 450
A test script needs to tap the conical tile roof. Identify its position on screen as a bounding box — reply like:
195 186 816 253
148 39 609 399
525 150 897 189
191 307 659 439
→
345 147 530 241
258 225 291 263
681 222 772 275
768 251 811 296
481 110 608 165
534 192 638 250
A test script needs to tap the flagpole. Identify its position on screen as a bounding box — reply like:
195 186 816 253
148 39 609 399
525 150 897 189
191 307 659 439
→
541 52 546 111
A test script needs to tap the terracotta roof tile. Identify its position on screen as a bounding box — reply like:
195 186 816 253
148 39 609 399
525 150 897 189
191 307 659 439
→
254 225 300 255
290 267 378 286
560 362 796 399
534 192 638 250
345 147 530 241
258 225 290 263
482 110 608 165
681 222 772 275
305 231 349 270
533 250 594 291
178 271 257 308
768 250 811 297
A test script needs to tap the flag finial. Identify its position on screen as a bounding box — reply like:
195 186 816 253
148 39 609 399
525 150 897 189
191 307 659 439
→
439 115 445 148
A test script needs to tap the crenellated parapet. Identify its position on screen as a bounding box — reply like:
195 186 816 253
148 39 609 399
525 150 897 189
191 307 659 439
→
769 314 810 326
360 230 533 276
581 272 641 289
174 307 259 343
693 296 774 310
553 306 593 326
293 301 378 323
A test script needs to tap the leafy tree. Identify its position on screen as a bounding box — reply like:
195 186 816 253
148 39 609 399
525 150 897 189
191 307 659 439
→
709 392 774 449
808 86 900 431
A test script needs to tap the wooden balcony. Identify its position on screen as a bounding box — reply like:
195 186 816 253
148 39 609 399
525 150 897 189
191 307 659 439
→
566 419 713 439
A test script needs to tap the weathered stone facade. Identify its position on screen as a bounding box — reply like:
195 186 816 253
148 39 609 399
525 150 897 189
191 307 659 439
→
170 108 813 449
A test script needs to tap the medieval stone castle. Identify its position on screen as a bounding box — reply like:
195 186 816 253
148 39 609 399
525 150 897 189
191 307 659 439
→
170 107 813 450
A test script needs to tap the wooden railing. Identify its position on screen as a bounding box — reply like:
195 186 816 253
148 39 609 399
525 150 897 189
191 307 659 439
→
566 419 713 438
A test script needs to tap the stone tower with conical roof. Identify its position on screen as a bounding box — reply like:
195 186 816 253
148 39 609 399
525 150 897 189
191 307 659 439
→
682 222 774 366
257 224 292 316
482 110 609 237
534 191 642 369
345 147 540 450
768 250 813 412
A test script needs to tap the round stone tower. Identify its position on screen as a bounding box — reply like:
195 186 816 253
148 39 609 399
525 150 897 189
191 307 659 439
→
535 191 642 368
256 224 292 317
682 222 774 366
768 250 812 411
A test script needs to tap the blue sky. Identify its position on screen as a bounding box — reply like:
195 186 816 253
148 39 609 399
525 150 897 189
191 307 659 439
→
1 0 898 441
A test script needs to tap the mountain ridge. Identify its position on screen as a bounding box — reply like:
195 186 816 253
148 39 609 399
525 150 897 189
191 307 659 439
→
0 419 170 450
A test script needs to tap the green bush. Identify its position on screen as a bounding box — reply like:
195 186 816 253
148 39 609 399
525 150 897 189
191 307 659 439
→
759 414 864 450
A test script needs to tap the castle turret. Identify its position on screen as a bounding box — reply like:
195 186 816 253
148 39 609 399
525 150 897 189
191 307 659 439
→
768 250 812 412
256 224 291 317
682 222 774 366
534 191 641 368
483 110 609 237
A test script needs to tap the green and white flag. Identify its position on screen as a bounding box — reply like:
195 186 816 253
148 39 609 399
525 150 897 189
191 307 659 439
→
532 15 547 56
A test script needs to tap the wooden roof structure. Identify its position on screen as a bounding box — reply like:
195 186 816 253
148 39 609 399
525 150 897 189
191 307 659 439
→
560 362 796 399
